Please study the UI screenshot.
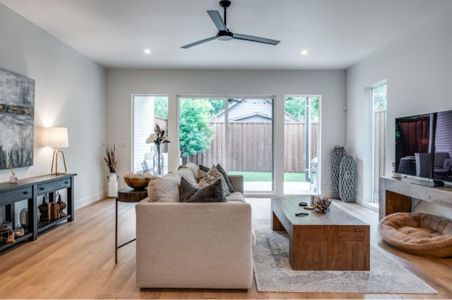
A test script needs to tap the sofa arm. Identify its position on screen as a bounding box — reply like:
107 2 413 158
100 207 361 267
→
228 175 244 193
136 201 253 289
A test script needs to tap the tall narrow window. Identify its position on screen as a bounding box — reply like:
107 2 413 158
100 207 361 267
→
284 96 321 194
371 83 387 206
132 95 168 173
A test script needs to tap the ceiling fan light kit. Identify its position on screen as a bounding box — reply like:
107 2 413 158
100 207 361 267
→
181 0 280 49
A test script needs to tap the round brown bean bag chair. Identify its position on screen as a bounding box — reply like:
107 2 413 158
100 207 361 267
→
379 212 452 258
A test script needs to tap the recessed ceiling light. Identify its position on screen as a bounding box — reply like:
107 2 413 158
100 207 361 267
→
300 49 309 56
144 49 152 55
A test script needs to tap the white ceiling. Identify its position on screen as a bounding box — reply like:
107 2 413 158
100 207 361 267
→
1 0 450 69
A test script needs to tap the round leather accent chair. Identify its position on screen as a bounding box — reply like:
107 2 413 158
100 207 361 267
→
379 212 452 258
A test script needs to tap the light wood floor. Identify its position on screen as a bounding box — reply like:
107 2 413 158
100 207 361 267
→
0 198 451 299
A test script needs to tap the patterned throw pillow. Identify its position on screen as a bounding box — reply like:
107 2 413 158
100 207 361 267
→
198 168 230 196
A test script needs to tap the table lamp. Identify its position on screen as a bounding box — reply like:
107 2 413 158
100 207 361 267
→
42 127 69 175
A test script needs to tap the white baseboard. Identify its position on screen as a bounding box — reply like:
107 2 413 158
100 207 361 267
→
75 190 106 210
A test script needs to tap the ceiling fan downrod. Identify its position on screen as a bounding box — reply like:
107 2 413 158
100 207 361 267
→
220 0 231 27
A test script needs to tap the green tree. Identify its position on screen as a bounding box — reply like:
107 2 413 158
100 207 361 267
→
209 99 225 114
154 97 168 119
179 99 214 158
284 96 319 121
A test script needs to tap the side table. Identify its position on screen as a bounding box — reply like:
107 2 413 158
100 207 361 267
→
115 187 148 264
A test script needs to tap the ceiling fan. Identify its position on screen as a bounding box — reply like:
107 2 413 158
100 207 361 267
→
181 0 280 49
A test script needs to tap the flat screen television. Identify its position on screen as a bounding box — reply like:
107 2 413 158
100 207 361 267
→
395 109 452 185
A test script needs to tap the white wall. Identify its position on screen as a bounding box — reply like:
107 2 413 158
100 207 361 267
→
0 4 107 209
106 69 346 195
346 5 452 217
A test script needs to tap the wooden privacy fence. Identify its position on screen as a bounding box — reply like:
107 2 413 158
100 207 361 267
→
188 122 318 172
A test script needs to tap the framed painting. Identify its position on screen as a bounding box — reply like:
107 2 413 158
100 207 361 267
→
0 68 35 169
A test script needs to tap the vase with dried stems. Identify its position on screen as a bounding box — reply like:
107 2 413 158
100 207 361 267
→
104 144 118 197
146 124 170 175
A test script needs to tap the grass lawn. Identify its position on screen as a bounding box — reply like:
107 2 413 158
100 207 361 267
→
228 171 306 182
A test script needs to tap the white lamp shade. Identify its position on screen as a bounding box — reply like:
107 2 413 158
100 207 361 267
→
42 127 69 148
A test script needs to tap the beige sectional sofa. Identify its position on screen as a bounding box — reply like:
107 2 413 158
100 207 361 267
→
136 172 253 289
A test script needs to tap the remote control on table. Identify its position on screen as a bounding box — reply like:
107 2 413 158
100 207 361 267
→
295 212 309 217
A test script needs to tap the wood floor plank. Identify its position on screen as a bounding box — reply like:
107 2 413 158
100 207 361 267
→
0 198 450 299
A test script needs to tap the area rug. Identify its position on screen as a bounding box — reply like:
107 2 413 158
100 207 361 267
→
253 226 437 294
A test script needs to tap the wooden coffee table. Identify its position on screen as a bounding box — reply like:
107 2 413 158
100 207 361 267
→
272 196 370 271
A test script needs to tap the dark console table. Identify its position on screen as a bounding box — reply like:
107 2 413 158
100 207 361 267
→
0 174 76 251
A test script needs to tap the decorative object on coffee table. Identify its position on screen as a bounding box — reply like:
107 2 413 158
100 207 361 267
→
104 144 118 197
313 197 332 213
146 124 170 175
330 146 347 199
339 154 357 203
123 171 152 190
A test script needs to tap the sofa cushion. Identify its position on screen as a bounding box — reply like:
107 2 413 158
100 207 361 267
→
148 173 180 202
216 164 235 193
179 177 226 203
226 192 245 202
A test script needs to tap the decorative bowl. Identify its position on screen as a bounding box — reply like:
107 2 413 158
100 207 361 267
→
123 172 152 190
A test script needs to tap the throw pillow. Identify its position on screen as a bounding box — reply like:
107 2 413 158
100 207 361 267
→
178 162 199 179
216 163 235 193
148 173 180 202
207 166 230 197
177 166 197 186
179 177 226 203
199 164 210 172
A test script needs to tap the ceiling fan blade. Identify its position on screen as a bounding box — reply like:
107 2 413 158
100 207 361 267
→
233 33 280 45
181 36 218 49
207 10 227 31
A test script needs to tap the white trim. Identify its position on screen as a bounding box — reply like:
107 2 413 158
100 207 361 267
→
75 190 106 210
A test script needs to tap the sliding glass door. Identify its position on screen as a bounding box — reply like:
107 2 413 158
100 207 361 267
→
227 98 274 192
178 97 226 166
178 96 274 193
284 96 320 194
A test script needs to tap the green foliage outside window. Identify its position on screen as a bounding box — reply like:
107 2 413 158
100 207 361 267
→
284 96 319 121
179 99 216 157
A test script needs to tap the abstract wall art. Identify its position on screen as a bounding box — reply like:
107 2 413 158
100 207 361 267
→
0 68 35 169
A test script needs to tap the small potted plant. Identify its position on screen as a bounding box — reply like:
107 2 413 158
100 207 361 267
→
104 144 118 197
146 125 170 175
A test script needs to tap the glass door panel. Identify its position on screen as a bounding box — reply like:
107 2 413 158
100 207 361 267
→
179 97 226 167
284 96 320 194
132 95 168 174
226 98 274 192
